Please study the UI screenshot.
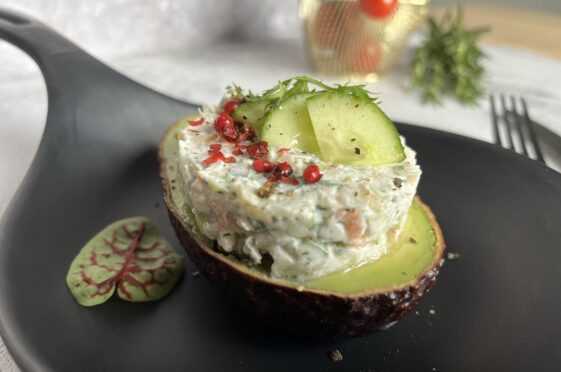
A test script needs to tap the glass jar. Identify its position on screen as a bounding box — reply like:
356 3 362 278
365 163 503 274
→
301 0 430 82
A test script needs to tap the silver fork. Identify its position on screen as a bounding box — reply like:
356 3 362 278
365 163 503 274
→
489 94 545 163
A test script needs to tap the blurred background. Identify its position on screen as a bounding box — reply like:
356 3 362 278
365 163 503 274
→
0 1 560 370
2 0 561 219
1 1 561 218
1 0 561 210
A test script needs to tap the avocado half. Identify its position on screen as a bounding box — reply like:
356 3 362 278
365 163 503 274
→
159 117 446 338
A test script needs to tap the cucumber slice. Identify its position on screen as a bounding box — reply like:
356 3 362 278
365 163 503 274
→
232 100 269 133
306 92 405 166
260 93 320 154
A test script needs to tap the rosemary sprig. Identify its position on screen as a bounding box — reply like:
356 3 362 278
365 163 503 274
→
411 8 490 104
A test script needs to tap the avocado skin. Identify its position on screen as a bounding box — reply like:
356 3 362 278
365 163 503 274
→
166 200 445 338
159 118 445 338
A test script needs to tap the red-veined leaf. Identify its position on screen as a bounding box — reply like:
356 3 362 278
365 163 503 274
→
66 217 183 306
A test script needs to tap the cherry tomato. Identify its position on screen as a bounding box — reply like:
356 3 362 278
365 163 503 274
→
303 164 322 184
359 0 398 19
312 2 343 48
346 38 382 74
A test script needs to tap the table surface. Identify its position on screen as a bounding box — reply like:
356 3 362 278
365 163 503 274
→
1 4 561 371
434 4 561 61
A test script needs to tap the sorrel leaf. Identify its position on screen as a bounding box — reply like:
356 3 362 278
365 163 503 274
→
66 217 183 306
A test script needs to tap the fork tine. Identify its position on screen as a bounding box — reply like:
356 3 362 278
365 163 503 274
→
520 98 545 163
489 95 502 146
509 96 529 156
500 95 514 150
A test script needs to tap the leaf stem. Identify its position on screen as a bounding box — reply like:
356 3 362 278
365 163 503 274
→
115 222 145 284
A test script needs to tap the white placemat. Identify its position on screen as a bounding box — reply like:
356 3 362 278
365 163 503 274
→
1 38 561 371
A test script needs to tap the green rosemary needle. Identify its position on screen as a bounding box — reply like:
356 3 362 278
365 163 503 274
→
411 8 490 104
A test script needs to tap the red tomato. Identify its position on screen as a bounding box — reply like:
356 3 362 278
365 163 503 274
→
312 2 343 48
346 39 382 74
359 0 399 19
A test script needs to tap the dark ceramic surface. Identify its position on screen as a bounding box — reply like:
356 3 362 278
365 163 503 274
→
1 8 561 372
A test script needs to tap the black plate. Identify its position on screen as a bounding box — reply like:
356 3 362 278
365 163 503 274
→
1 8 561 372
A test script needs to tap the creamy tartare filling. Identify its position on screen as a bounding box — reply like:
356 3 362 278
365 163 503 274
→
176 104 421 281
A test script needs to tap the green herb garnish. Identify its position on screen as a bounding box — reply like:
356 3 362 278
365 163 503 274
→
232 75 377 112
411 8 490 104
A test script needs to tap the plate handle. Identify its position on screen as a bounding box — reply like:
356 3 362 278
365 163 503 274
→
0 8 80 62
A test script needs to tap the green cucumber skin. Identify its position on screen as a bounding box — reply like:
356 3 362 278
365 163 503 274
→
232 100 269 132
260 93 320 154
306 92 405 167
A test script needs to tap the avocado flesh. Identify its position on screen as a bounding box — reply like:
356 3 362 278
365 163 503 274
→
162 117 438 291
307 201 434 292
